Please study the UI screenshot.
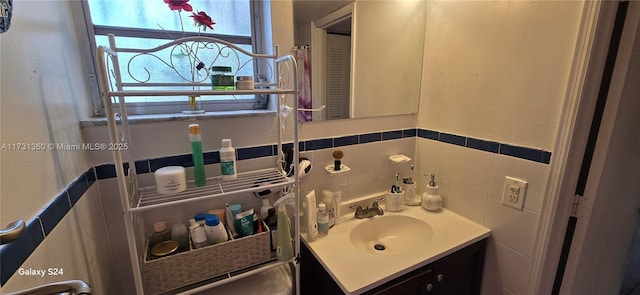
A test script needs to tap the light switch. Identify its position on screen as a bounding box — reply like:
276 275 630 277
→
502 176 528 210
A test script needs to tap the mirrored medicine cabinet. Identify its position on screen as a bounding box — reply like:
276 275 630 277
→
293 0 427 121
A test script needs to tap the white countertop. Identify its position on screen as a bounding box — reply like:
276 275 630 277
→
302 204 491 294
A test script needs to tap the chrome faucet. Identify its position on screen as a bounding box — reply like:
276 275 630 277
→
350 197 385 219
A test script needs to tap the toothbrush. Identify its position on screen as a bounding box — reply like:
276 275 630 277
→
410 165 415 180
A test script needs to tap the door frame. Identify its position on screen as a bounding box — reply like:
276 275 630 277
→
530 1 640 293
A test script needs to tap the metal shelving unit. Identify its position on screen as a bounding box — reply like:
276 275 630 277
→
96 34 300 295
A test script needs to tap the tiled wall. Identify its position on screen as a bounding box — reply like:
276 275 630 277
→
1 124 552 292
416 138 551 294
1 169 94 285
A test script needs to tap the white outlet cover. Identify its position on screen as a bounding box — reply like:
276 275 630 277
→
501 176 528 210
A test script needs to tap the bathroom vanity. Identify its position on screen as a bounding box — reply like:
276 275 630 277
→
300 204 491 295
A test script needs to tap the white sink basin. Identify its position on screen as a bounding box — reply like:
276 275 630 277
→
302 199 491 294
349 215 433 255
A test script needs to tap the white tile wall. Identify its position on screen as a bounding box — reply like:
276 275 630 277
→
416 138 549 294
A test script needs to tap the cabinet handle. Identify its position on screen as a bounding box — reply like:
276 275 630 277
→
425 283 433 292
437 274 444 282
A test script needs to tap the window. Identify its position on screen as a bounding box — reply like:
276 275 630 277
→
76 0 269 116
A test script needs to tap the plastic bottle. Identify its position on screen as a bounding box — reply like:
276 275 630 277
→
219 139 237 180
264 207 278 251
321 190 336 228
192 226 208 249
171 222 190 252
148 221 170 250
189 124 207 186
260 199 274 219
273 193 295 261
303 190 318 242
188 218 200 245
204 214 229 244
317 202 329 237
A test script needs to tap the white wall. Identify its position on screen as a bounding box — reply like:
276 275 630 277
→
0 1 119 293
416 1 585 294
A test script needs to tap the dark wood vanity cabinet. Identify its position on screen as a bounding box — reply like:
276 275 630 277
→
301 239 487 295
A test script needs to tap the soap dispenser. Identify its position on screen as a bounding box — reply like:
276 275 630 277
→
421 174 442 211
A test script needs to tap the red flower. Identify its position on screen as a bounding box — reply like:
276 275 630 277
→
190 11 215 31
164 0 192 12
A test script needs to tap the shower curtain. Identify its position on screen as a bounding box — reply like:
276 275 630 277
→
295 46 312 122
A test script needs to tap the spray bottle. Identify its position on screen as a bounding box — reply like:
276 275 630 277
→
273 193 296 261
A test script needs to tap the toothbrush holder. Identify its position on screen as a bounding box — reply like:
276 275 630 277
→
386 191 405 212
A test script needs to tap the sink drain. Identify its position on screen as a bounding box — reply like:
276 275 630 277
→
373 244 386 251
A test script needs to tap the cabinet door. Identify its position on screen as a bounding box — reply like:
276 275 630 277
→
366 268 432 295
429 239 487 295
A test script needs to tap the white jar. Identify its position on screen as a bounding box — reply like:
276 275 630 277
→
235 76 254 90
204 214 228 244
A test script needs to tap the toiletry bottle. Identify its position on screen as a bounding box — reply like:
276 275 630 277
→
171 222 189 252
273 193 295 261
317 202 329 237
188 124 207 186
321 190 336 227
204 214 229 244
192 226 208 249
422 174 443 211
225 203 239 238
304 190 318 242
148 221 170 250
219 139 237 180
260 199 274 219
234 209 255 237
265 207 278 251
188 218 200 246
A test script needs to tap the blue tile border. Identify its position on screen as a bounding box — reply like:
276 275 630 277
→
0 219 45 285
359 132 382 144
417 129 552 164
0 166 98 286
1 127 552 286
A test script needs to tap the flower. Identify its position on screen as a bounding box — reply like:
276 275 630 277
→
164 0 192 12
190 11 215 31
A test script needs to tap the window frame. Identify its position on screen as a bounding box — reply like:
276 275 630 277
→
72 0 268 117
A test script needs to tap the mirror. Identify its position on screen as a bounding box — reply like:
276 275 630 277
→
293 0 426 121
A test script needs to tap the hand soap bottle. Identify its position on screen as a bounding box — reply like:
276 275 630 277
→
421 174 442 211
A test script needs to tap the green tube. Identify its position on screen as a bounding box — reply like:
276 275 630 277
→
189 124 207 187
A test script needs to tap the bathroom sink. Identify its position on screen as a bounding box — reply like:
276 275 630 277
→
349 215 433 255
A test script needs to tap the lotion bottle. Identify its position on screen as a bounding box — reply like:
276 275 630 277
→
204 214 228 244
219 139 237 180
303 190 318 242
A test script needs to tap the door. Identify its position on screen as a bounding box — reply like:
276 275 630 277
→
325 33 351 120
553 1 640 294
